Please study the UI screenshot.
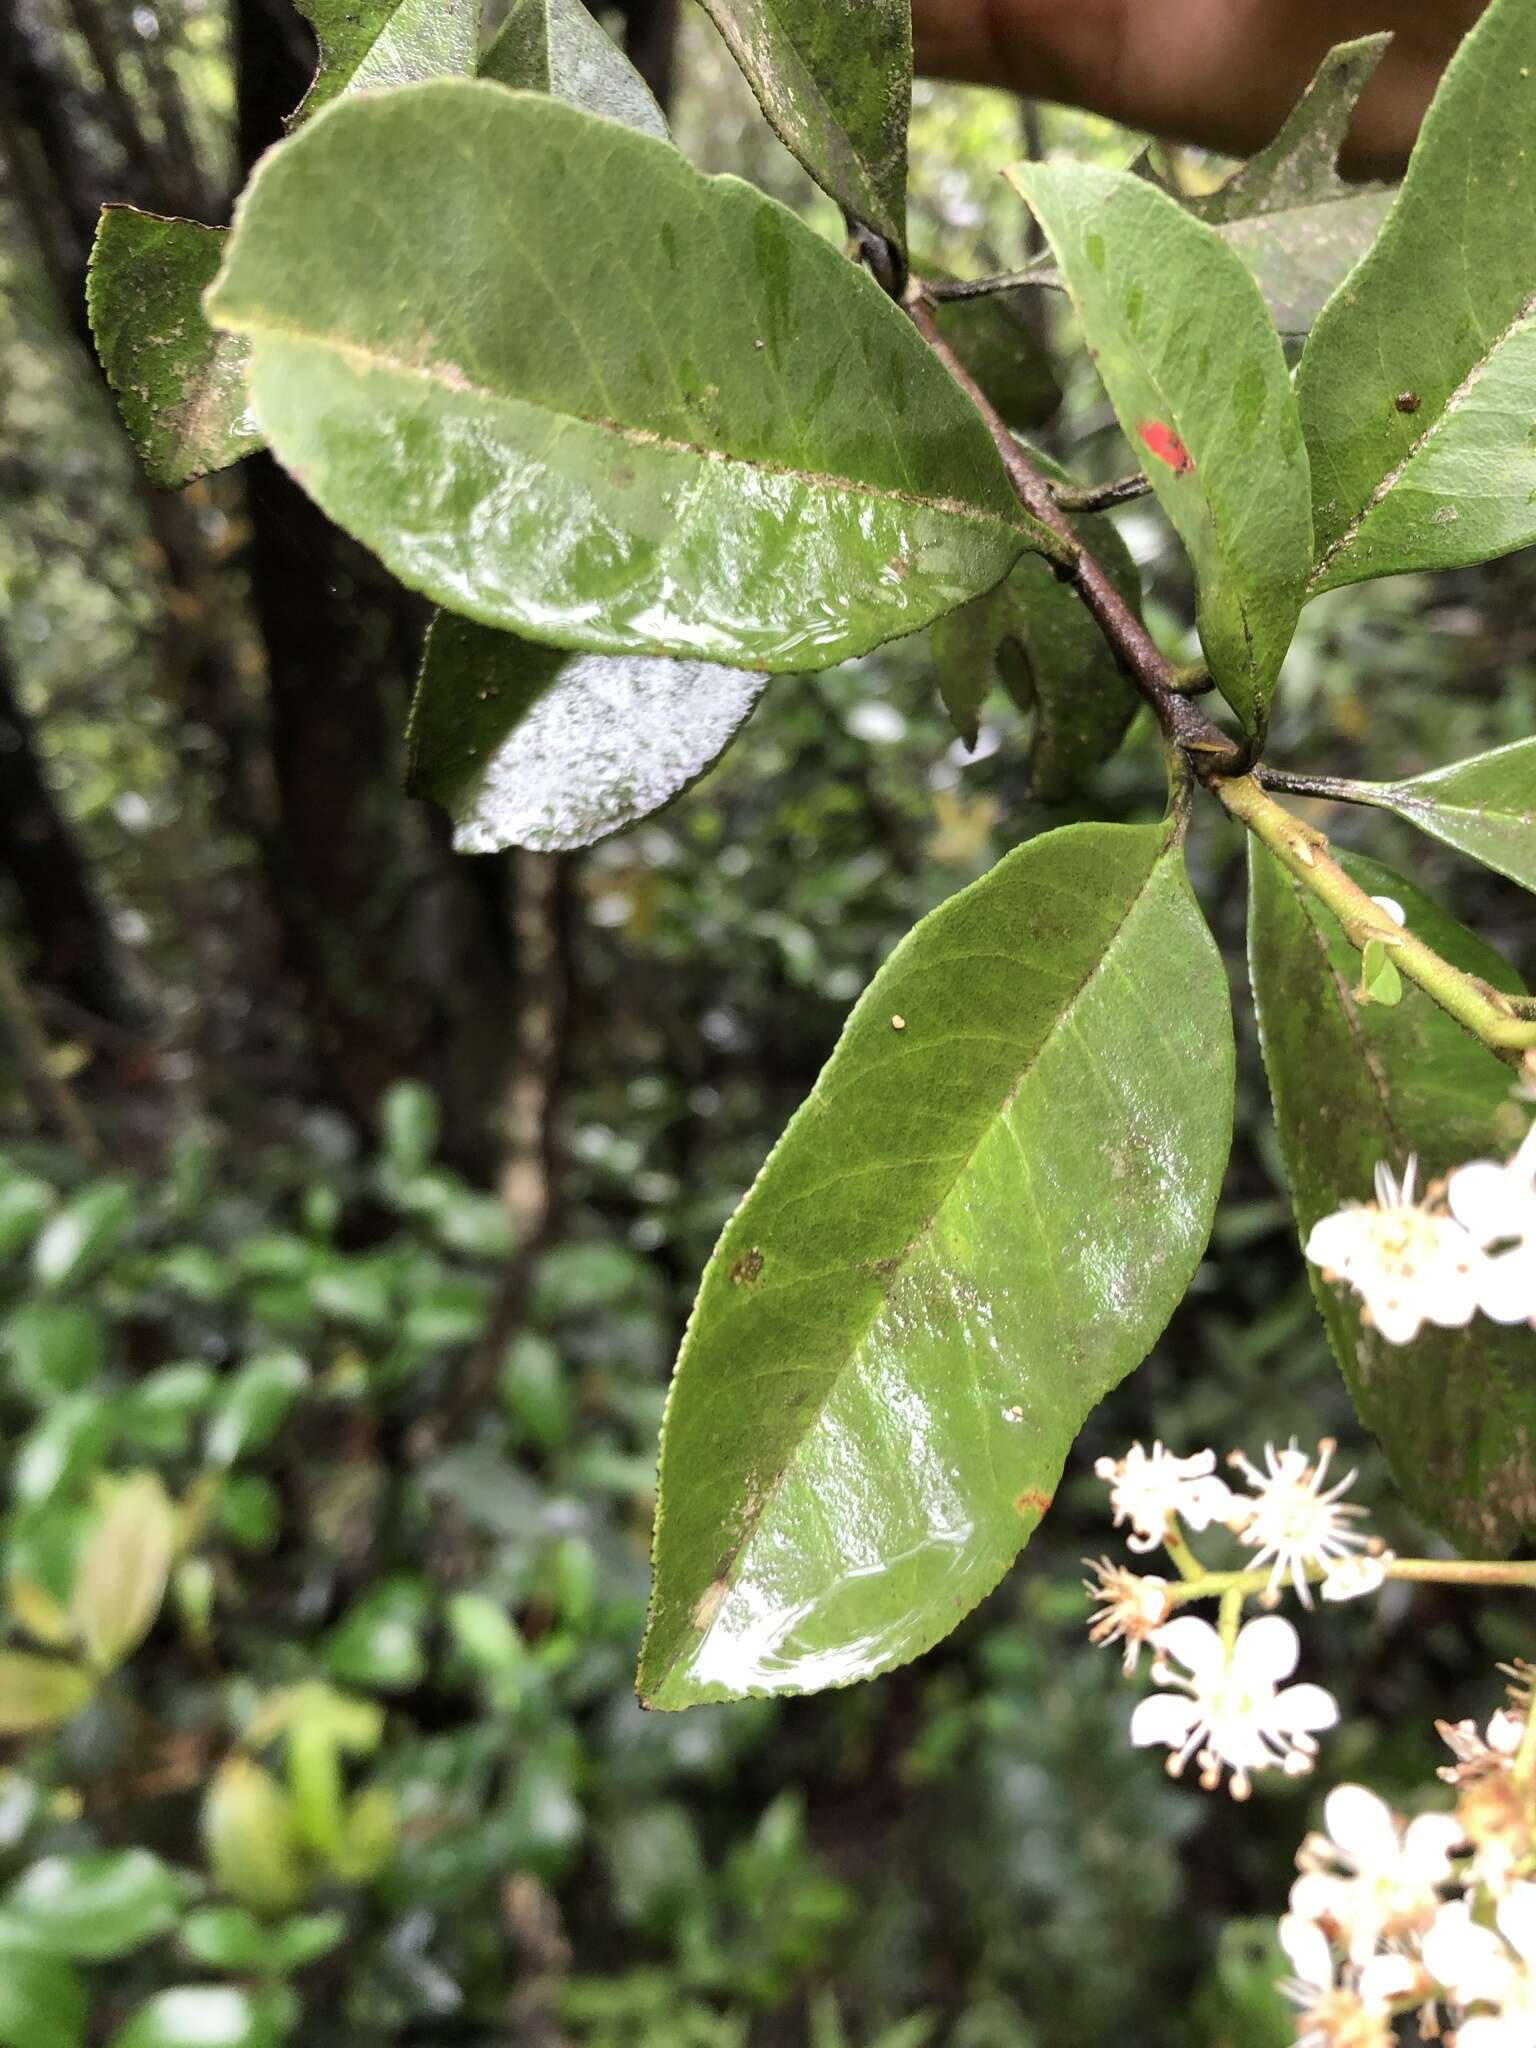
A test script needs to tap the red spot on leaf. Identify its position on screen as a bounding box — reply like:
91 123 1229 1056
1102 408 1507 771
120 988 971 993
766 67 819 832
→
1137 420 1193 475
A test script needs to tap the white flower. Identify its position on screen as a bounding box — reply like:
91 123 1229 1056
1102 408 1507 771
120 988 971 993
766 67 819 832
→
1227 1438 1369 1606
1093 1441 1237 1554
1129 1613 1338 1798
1278 1912 1419 2048
1447 1121 1536 1327
1290 1783 1463 1965
1082 1557 1172 1672
1438 1709 1526 1785
1424 1884 1536 2042
1305 1158 1485 1344
1320 1552 1393 1603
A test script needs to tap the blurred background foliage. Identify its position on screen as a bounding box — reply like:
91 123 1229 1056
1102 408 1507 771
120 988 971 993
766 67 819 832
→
1 2 1535 2042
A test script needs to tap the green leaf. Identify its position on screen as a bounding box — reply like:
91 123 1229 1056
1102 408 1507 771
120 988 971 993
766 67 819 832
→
107 1987 281 2048
4 1850 183 1961
70 1473 177 1672
1299 0 1536 591
696 0 910 248
408 615 767 852
639 821 1234 1707
1358 938 1403 1007
203 1760 306 1916
1333 740 1536 893
1186 37 1395 338
931 451 1140 790
480 0 668 137
205 1351 309 1467
87 210 259 490
0 1936 86 2048
0 1656 94 1736
1249 843 1536 1551
323 1576 429 1691
31 1180 135 1293
923 281 1060 433
207 83 1042 676
290 0 481 124
1006 161 1311 739
1 1305 107 1405
0 1176 57 1261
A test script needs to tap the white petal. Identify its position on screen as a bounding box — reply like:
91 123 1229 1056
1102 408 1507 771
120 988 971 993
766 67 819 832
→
1478 1249 1536 1325
1129 1694 1200 1751
1457 2019 1520 2048
1402 1810 1463 1875
1358 1952 1418 2005
1288 1872 1346 1926
1305 1211 1365 1271
1150 1615 1226 1684
1179 1476 1239 1531
1270 1682 1340 1736
1323 1783 1398 1867
1448 1160 1520 1244
1277 1913 1333 1993
1497 1882 1536 1967
1367 1290 1427 1345
1230 1613 1300 1689
1424 1900 1511 2000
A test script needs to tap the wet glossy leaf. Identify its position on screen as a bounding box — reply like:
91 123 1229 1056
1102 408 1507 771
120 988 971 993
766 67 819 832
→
1006 161 1311 739
87 211 259 489
480 0 668 136
1249 844 1536 1551
4 1850 183 1960
32 1181 135 1293
0 1655 94 1735
1299 0 1536 592
931 451 1140 790
0 1935 86 2048
208 85 1041 675
1188 37 1395 338
70 1473 176 1671
696 0 909 247
639 822 1234 1707
108 1987 281 2048
409 615 767 852
1334 740 1536 895
290 0 480 123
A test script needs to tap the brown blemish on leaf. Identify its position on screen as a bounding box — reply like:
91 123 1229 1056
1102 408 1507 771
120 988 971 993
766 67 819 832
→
1394 391 1421 414
1014 1487 1052 1518
691 1580 729 1631
730 1248 764 1286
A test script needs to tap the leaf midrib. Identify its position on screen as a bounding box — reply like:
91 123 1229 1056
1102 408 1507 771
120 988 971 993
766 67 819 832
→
650 833 1173 1697
238 324 1032 532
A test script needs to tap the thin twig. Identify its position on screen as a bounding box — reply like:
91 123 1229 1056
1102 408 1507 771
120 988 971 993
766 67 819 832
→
906 291 1245 772
1052 472 1151 515
921 265 1058 304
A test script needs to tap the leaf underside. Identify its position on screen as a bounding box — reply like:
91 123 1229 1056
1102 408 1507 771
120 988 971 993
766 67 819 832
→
1298 0 1536 590
87 210 258 490
480 0 668 136
407 614 767 851
1249 843 1536 1552
208 83 1043 675
640 821 1234 1708
290 0 482 123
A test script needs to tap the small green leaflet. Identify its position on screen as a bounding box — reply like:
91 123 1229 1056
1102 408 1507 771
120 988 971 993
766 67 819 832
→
408 614 766 851
1315 740 1536 896
87 211 259 490
290 0 482 124
1299 0 1536 591
1185 36 1394 338
480 0 667 136
1249 843 1535 1553
1006 160 1312 740
696 0 910 250
1357 938 1401 1007
208 84 1047 675
931 451 1140 792
639 821 1233 1707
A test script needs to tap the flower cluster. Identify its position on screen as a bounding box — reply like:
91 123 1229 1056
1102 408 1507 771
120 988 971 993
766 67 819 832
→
1279 1681 1536 2047
1087 1436 1391 1797
1305 1122 1536 1346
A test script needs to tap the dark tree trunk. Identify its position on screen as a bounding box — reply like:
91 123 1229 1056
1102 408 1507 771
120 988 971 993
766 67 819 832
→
619 0 679 111
0 637 140 1030
234 0 517 1163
